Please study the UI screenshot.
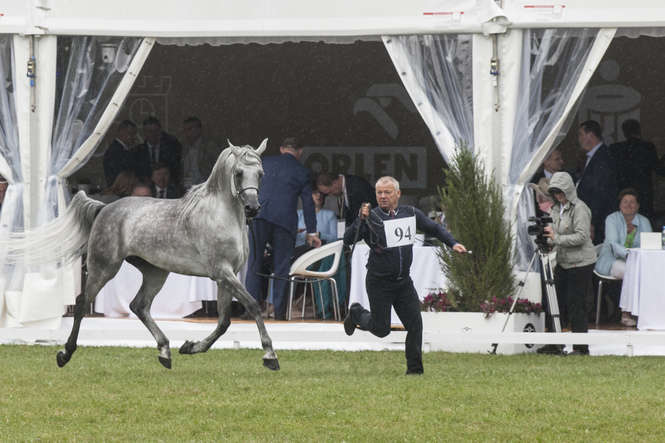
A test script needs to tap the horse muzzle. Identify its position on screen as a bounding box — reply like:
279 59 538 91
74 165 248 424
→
245 204 260 219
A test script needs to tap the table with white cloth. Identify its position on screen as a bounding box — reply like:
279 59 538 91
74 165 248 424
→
349 243 447 325
620 248 665 330
95 261 218 319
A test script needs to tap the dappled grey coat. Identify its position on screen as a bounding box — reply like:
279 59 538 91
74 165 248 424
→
547 172 597 269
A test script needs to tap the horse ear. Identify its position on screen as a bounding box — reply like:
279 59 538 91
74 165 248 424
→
256 138 268 155
227 139 234 148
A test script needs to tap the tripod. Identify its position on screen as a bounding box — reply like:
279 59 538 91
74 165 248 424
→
490 246 561 354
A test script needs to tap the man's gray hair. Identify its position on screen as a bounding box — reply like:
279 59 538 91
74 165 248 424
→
375 176 400 191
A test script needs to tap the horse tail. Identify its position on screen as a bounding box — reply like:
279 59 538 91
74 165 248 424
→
1 191 105 265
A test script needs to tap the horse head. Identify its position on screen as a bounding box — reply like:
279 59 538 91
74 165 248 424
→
227 139 267 219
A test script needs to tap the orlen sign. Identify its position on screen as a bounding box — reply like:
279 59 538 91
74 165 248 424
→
302 146 427 189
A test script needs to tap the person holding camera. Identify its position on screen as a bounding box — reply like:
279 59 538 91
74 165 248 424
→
542 172 597 355
343 176 467 375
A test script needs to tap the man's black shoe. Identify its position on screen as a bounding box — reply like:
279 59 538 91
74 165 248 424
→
343 310 356 336
184 308 206 319
536 344 565 355
567 348 589 356
405 369 424 376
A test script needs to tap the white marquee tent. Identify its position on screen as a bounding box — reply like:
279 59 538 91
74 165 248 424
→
1 0 665 328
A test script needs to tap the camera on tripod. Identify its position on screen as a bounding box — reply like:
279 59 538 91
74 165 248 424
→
527 215 553 252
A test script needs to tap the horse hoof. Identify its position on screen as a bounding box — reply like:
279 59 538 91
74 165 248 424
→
179 340 195 354
263 358 280 371
56 351 70 368
158 356 172 369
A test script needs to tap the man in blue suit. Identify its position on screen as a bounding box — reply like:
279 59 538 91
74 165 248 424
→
576 120 618 245
246 137 321 320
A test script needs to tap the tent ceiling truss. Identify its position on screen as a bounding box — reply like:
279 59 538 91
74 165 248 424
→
1 1 665 38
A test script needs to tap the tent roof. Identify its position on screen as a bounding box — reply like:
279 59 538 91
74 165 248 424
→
1 0 503 37
2 0 664 38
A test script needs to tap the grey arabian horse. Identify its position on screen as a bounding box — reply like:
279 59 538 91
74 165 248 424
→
26 140 278 370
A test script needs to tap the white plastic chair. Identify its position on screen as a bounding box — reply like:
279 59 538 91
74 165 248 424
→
286 240 344 321
593 244 620 328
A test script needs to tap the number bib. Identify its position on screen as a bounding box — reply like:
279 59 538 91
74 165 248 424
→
383 216 416 248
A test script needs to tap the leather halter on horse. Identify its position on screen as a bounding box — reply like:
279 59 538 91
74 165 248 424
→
228 149 263 220
229 151 260 198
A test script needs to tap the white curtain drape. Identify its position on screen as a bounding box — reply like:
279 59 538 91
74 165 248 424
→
0 36 24 233
44 36 152 222
509 28 616 268
0 36 153 328
383 34 473 163
0 36 26 325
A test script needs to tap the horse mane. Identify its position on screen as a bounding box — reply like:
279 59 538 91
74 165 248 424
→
176 145 262 227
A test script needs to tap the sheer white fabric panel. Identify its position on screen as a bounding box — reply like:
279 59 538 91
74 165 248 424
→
45 36 143 222
57 38 155 182
514 186 538 270
509 28 616 269
0 36 26 327
383 34 473 163
0 37 24 255
509 28 600 185
0 36 21 186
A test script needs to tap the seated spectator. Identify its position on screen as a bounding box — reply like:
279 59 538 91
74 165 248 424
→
596 188 652 326
95 171 137 203
294 188 346 319
530 148 564 214
150 162 181 199
134 116 182 186
418 195 446 228
316 172 377 226
296 189 337 247
103 120 138 187
0 174 7 212
131 182 154 197
181 116 222 189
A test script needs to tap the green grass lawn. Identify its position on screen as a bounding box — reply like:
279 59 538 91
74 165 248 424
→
1 345 664 442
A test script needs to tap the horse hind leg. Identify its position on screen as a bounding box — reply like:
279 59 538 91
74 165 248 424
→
179 288 232 355
57 261 119 368
127 258 171 369
56 292 87 368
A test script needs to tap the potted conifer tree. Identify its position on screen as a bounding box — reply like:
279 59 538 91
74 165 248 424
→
420 148 543 354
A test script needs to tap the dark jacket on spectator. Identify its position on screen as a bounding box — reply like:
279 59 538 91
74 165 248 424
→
344 206 457 280
576 144 618 244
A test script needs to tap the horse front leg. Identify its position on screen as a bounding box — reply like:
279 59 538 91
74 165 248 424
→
218 271 279 370
179 287 232 355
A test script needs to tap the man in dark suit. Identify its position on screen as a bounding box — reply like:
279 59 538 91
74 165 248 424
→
245 137 321 320
103 120 138 187
134 116 182 187
316 172 377 227
576 120 618 244
609 119 665 220
150 162 181 199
